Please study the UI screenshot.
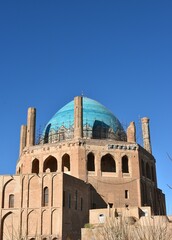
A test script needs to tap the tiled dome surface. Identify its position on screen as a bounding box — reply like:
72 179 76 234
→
42 97 126 142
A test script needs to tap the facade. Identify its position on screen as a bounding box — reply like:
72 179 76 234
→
0 96 166 240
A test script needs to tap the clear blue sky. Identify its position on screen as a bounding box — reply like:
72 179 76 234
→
0 0 172 215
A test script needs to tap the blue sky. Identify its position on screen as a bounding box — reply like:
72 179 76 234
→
0 1 172 215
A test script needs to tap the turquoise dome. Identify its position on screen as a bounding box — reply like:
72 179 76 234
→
41 97 126 143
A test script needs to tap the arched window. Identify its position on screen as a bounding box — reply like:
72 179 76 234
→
122 155 129 173
43 187 49 206
43 156 57 172
62 154 70 172
146 163 151 179
125 190 129 199
141 159 145 176
9 194 14 208
32 159 39 174
87 152 95 171
101 154 116 172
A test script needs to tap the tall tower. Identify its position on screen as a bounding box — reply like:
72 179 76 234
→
26 107 36 147
74 96 83 139
141 117 152 154
19 125 27 155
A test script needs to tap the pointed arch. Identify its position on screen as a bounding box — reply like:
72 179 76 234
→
43 156 57 172
2 178 14 208
42 209 49 235
27 210 38 236
101 154 116 172
122 155 129 173
51 209 59 235
29 175 41 208
87 152 95 171
32 158 39 174
62 154 70 172
0 211 13 240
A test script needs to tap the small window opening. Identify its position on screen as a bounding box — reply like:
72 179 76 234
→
122 156 129 173
43 187 49 206
125 190 129 199
9 194 14 208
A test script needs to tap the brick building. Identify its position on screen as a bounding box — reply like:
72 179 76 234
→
0 96 166 239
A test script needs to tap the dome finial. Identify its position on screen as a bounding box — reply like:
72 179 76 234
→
81 91 84 97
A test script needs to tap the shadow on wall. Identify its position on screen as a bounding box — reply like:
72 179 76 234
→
90 185 107 210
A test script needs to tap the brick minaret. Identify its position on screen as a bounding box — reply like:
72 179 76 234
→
19 125 27 155
141 117 152 154
74 96 83 139
26 107 36 147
